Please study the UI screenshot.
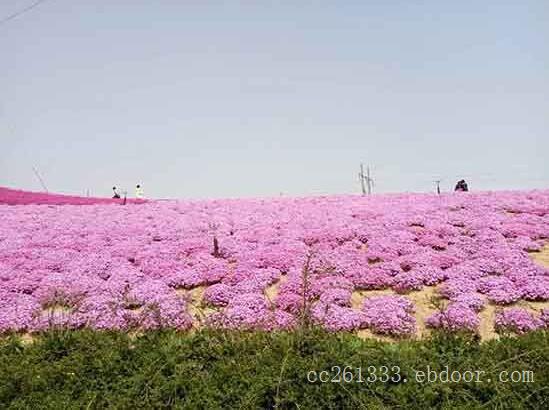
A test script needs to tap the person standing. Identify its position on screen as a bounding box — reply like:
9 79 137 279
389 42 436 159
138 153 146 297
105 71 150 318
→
112 186 121 199
135 184 144 199
454 179 469 192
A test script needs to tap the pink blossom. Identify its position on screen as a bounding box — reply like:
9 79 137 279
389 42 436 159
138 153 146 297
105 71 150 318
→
426 303 480 332
312 302 363 332
1 187 549 334
361 295 416 336
495 308 545 334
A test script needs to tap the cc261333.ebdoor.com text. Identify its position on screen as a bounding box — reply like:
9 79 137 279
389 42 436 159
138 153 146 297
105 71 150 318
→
307 365 534 384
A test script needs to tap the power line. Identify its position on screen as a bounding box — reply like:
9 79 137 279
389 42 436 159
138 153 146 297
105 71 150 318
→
0 0 51 27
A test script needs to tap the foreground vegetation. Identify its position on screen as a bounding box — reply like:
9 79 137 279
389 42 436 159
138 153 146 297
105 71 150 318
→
1 329 548 409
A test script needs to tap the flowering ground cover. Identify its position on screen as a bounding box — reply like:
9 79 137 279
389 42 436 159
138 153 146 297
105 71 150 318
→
1 188 548 340
0 186 145 205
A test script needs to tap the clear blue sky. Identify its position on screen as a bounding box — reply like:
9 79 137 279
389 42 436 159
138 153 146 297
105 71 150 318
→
1 1 547 199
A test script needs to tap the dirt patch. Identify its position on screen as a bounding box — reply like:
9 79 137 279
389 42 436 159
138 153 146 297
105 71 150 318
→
530 244 549 268
264 273 287 305
478 301 499 342
516 300 549 314
176 285 205 302
123 304 144 314
176 286 216 328
355 328 396 343
407 286 441 339
19 333 35 345
526 300 549 311
350 288 394 310
41 305 72 319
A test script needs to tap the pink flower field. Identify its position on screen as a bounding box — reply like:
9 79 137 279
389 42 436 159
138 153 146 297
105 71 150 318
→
0 186 146 206
1 188 549 340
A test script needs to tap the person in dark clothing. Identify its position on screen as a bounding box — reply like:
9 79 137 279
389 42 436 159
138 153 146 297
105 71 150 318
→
454 179 469 192
112 186 121 199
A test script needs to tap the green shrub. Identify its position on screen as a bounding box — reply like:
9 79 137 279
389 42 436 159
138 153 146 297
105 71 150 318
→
1 329 548 409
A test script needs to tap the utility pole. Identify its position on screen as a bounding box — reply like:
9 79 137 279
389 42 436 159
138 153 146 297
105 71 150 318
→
435 180 441 195
366 165 372 195
358 163 373 195
32 166 48 193
359 164 366 195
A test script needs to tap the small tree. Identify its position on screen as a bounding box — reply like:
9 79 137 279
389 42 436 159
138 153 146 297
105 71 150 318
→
300 251 315 329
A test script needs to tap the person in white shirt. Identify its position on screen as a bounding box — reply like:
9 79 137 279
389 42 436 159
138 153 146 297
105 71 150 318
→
135 184 144 199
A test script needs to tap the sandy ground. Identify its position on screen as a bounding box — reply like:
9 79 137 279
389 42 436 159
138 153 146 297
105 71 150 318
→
531 245 549 267
177 286 217 329
478 244 549 342
350 244 549 342
265 273 287 304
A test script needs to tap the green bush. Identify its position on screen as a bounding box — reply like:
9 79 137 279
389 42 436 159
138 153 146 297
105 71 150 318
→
1 328 548 409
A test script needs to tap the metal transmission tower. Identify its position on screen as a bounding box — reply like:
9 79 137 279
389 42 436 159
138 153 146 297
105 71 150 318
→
358 164 374 195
